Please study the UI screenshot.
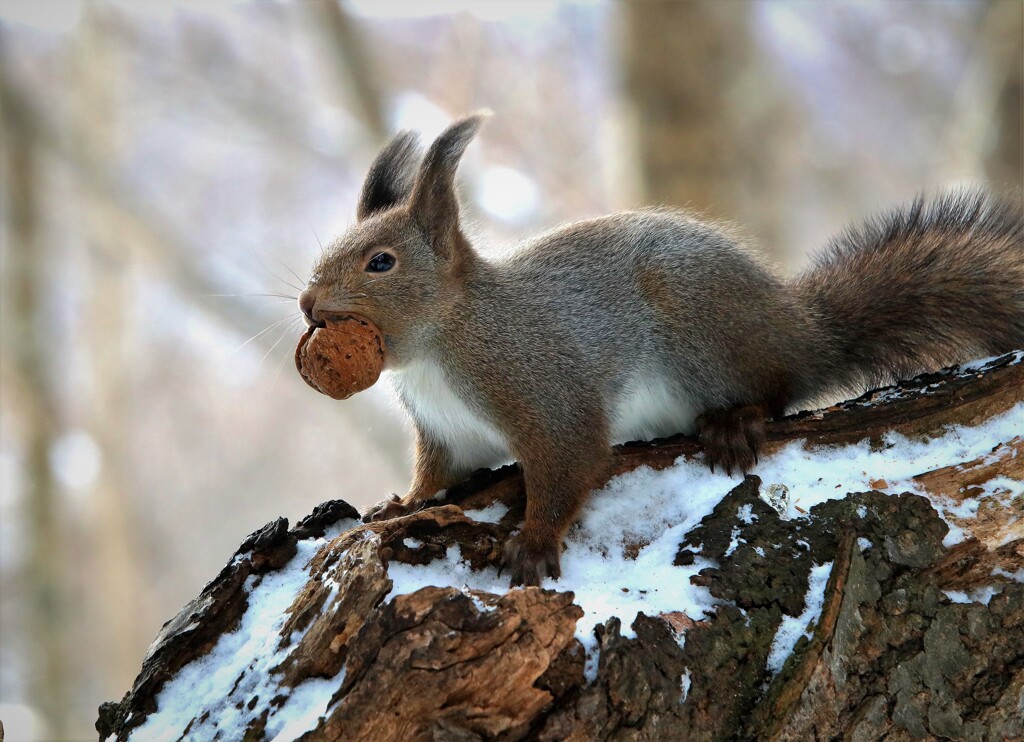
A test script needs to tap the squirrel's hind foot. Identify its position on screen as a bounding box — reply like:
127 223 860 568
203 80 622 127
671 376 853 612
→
501 533 561 587
362 493 415 523
696 404 768 476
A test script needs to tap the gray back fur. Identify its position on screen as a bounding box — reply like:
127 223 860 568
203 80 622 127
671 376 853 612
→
311 119 1023 468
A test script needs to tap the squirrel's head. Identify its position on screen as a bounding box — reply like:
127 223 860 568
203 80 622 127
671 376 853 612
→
299 114 485 364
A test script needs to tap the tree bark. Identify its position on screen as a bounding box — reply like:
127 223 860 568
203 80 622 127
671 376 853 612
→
97 352 1024 741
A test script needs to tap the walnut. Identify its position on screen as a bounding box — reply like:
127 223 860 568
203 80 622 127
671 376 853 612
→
294 315 385 400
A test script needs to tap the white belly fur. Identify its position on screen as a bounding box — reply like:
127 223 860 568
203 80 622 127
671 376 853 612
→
388 358 511 473
390 361 697 469
611 371 699 444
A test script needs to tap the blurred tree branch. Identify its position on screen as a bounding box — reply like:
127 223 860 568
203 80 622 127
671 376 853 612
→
109 12 359 172
1 68 255 333
302 0 389 144
0 61 409 483
74 2 148 706
0 43 68 738
980 0 1022 188
939 0 1023 185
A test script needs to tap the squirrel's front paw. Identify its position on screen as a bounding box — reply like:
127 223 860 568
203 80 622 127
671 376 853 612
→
500 534 561 587
362 494 413 523
696 404 767 476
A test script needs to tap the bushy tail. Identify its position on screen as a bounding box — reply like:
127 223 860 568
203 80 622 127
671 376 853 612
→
793 190 1024 399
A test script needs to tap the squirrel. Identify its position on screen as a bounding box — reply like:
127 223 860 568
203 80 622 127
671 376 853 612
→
298 114 1024 586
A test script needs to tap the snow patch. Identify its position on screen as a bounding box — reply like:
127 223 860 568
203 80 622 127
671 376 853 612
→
943 587 1003 605
268 671 345 742
680 668 692 703
766 562 833 674
994 567 1024 582
386 538 720 682
724 526 743 557
381 402 1021 685
130 537 344 742
751 404 1023 525
959 350 1024 372
761 483 791 516
942 522 968 548
463 501 510 524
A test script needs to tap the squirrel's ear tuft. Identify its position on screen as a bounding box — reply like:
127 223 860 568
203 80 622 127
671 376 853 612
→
356 131 423 220
407 113 489 255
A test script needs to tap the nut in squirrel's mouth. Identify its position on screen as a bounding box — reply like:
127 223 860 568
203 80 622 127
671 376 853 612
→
307 309 371 327
294 313 386 400
319 311 388 364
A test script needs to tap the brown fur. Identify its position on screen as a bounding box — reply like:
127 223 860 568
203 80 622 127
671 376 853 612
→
793 192 1024 399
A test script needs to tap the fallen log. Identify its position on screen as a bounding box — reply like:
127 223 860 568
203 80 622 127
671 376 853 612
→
98 352 1024 741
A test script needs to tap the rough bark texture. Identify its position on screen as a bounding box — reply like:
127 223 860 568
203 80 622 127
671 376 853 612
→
98 353 1023 742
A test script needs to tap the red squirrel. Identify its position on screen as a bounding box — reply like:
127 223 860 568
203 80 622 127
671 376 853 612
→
298 115 1024 586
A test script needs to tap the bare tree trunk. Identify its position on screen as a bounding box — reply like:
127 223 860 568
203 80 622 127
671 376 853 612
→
938 0 1024 187
0 41 68 739
619 1 798 259
984 0 1023 188
73 3 149 703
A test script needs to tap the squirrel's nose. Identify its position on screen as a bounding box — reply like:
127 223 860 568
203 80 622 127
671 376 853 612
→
298 290 320 325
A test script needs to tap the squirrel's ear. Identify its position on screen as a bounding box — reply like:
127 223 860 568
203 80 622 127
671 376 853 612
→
356 131 423 220
407 113 487 256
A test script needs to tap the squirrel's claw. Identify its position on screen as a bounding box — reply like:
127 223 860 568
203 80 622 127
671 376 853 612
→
362 493 411 523
501 534 561 588
696 404 768 476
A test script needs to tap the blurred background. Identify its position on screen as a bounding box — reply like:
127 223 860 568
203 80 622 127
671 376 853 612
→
0 0 1020 739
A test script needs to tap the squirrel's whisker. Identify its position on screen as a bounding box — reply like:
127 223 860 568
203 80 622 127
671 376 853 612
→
235 314 297 353
270 320 304 390
204 293 297 301
259 317 301 368
277 259 307 288
253 248 305 293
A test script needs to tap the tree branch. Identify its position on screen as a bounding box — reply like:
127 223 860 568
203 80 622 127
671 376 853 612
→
97 351 1024 741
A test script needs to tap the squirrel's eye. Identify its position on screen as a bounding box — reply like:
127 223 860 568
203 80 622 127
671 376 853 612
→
366 252 396 273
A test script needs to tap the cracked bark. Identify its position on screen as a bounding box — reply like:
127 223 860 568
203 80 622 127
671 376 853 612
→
98 353 1023 741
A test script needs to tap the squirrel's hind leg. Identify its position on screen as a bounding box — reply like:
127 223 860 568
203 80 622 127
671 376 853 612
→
695 404 771 475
